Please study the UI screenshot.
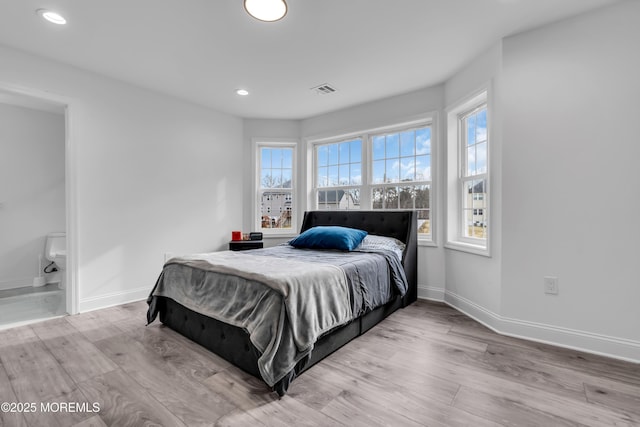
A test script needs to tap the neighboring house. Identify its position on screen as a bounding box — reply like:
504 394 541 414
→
466 180 487 227
317 189 360 210
260 191 292 228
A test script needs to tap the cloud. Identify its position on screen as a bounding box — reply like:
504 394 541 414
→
416 131 431 155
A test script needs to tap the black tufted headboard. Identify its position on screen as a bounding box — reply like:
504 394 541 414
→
300 210 417 305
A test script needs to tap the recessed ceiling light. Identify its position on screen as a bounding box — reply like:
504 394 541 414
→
236 89 250 96
36 9 67 25
244 0 287 22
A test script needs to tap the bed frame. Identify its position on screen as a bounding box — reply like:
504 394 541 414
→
153 210 417 394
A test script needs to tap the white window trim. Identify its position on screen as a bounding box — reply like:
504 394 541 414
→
306 115 437 245
253 139 299 237
445 88 491 256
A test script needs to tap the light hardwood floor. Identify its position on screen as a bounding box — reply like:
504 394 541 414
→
0 299 638 426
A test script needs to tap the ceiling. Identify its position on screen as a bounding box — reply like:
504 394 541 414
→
0 0 621 119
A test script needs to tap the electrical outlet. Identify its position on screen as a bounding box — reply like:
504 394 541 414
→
544 276 559 295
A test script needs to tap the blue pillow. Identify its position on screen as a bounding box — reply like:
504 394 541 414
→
289 226 368 251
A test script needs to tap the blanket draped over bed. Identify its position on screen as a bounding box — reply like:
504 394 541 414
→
146 245 407 388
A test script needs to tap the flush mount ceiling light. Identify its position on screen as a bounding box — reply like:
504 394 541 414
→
244 0 287 22
36 9 67 25
236 89 250 96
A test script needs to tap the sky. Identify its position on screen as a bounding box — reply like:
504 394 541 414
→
262 113 486 192
466 108 487 176
317 125 433 187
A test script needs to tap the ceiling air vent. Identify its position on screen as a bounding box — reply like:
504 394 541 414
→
311 83 337 95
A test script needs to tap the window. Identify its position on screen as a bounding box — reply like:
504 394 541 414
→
316 138 362 211
371 127 431 237
256 142 296 233
461 106 488 240
446 89 489 255
312 120 434 242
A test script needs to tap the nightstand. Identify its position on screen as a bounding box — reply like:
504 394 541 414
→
228 240 263 251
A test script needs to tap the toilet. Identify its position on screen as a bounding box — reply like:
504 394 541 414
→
45 232 66 289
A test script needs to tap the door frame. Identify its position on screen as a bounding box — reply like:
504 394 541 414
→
0 82 78 315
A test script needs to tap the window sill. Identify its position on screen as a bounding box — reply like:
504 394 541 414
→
445 240 490 257
418 239 437 248
262 232 297 239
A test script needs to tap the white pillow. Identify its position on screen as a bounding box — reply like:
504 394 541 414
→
356 235 405 261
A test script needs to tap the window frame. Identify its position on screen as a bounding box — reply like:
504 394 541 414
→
314 137 365 211
446 88 491 256
254 140 298 236
308 117 436 245
459 104 488 245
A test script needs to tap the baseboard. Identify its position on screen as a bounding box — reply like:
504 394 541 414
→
78 284 640 363
443 290 501 328
78 286 149 313
442 290 640 364
417 284 445 301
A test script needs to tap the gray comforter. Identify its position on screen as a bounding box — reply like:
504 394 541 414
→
147 245 407 388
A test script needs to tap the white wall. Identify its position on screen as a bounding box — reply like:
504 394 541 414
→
301 86 444 139
0 45 244 312
439 0 640 362
443 43 503 316
500 0 640 355
0 103 65 290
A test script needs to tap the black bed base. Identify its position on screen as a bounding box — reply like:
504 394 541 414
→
153 210 418 395
156 294 404 394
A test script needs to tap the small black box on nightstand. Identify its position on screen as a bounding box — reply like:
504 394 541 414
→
228 240 263 251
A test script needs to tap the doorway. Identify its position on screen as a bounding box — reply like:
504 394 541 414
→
0 87 74 328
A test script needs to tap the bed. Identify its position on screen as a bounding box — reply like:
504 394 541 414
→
146 210 417 395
